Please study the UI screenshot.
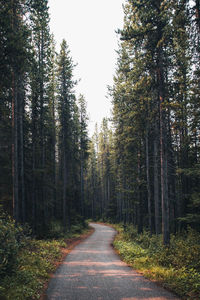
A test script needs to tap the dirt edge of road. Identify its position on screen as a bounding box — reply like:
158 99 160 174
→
40 226 95 300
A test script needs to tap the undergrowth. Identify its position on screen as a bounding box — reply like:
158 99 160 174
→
0 239 65 300
113 224 200 300
0 215 89 300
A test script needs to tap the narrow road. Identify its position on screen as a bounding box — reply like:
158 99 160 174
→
47 223 179 300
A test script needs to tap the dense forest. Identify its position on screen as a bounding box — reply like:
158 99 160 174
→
0 0 200 246
85 0 200 245
1 1 200 298
0 0 89 237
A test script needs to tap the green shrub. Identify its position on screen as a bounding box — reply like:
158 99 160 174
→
113 224 200 299
0 214 28 278
0 238 65 300
47 216 88 239
0 217 90 300
47 220 65 238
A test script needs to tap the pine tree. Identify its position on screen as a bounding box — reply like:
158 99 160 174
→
46 34 57 220
29 0 51 233
78 95 89 217
57 39 76 231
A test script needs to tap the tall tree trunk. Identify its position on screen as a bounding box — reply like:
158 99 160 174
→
12 71 19 222
63 148 67 231
39 29 46 230
32 92 37 233
11 0 19 223
52 102 57 219
153 130 160 234
157 30 170 244
196 0 200 33
80 155 84 217
159 74 170 245
137 146 143 234
146 130 152 234
18 78 25 223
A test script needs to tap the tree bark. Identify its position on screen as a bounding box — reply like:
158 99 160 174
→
11 0 19 223
18 78 25 223
145 130 152 234
63 149 67 231
159 69 170 245
137 146 143 234
153 131 160 234
12 71 19 223
196 0 200 33
80 154 84 217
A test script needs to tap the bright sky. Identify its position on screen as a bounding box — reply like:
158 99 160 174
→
48 0 125 135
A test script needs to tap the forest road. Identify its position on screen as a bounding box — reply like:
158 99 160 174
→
46 223 179 300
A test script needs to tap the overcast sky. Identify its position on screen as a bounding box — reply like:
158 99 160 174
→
48 0 125 135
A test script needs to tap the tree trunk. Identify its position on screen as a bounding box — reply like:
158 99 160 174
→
11 0 19 223
52 99 57 219
80 155 84 217
137 147 143 234
157 30 170 244
159 78 170 246
146 130 152 234
63 148 67 231
39 29 46 230
32 92 37 233
18 78 25 223
12 71 19 223
153 132 160 234
196 0 200 33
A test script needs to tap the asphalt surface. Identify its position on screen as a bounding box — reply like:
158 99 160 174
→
47 223 179 300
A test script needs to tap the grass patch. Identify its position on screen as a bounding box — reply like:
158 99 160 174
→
113 224 200 300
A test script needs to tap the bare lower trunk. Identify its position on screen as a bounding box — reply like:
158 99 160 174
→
32 103 36 233
11 1 19 223
146 132 152 234
196 0 200 33
63 150 67 231
160 102 170 245
137 147 143 234
153 135 160 234
12 72 19 222
19 80 25 223
80 157 84 216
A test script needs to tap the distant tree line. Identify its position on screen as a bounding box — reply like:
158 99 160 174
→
0 0 89 236
85 0 200 245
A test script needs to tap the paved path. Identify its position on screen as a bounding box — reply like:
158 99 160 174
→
47 223 179 300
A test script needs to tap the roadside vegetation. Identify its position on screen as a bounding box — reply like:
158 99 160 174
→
0 214 89 300
113 224 200 300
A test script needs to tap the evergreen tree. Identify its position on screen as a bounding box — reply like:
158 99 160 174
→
57 39 76 231
29 0 51 233
46 34 57 220
78 95 89 217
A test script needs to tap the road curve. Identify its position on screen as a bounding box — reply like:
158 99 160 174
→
47 223 179 300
